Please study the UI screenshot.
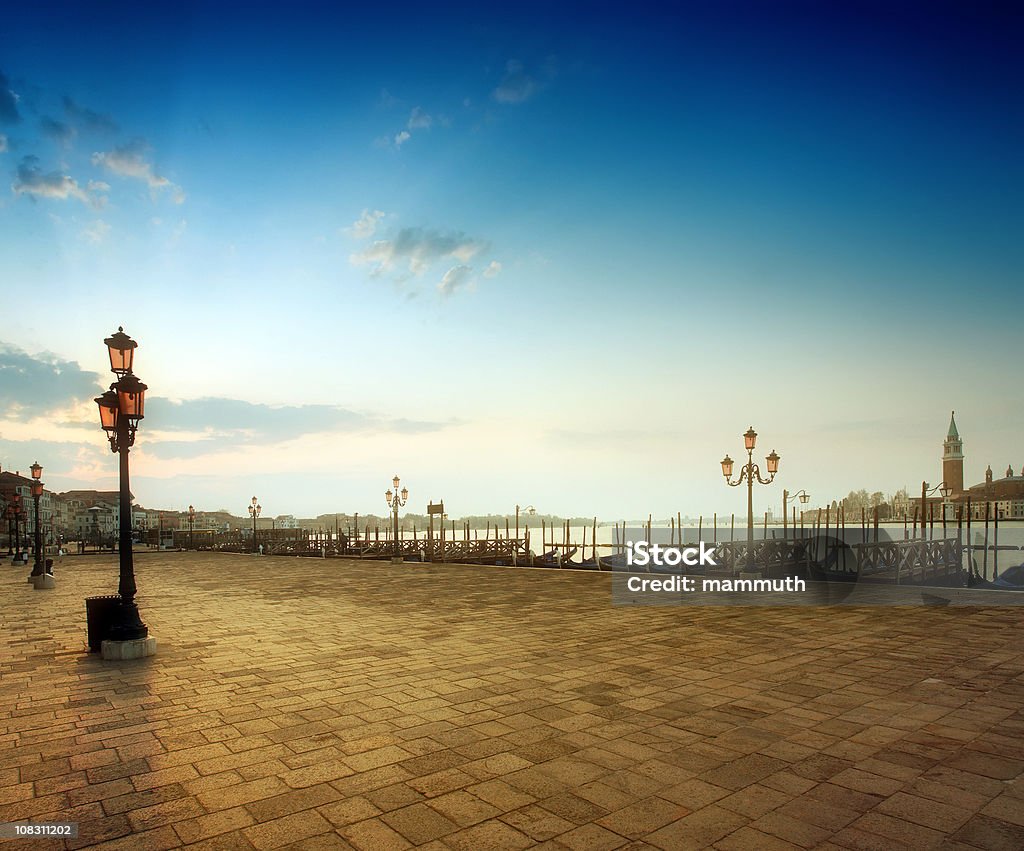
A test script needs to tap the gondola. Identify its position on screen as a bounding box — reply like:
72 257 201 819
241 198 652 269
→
533 547 577 568
598 553 636 571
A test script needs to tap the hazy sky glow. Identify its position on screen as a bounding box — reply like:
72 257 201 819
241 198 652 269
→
2 2 1022 519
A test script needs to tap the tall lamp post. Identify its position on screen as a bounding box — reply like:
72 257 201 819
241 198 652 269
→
248 497 261 553
12 493 24 557
721 427 780 572
28 462 47 583
919 481 951 537
5 497 16 555
515 504 536 539
188 504 196 549
94 326 150 645
385 475 408 564
782 489 810 536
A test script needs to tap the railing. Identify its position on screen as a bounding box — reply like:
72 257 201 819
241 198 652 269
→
853 538 963 583
708 538 813 573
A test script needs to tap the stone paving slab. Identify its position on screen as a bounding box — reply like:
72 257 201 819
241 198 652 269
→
1 552 1023 850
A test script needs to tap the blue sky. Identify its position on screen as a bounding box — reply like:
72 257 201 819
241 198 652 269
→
1 2 1022 519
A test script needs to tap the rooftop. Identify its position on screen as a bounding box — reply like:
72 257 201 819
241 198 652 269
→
2 554 1023 849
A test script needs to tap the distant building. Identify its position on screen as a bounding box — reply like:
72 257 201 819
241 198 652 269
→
60 490 132 541
921 413 1024 520
1 469 62 544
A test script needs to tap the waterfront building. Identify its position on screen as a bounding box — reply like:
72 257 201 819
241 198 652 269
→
918 413 1024 520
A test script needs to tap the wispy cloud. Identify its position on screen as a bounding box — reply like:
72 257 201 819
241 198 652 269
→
436 258 501 297
492 60 538 104
12 155 102 206
143 396 450 459
40 115 75 146
390 106 434 149
0 70 20 123
407 106 432 130
0 343 102 416
350 226 487 276
92 138 184 203
347 209 385 239
438 264 474 297
81 219 110 244
62 96 118 134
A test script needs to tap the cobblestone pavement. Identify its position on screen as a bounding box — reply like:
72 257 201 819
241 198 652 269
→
2 553 1023 850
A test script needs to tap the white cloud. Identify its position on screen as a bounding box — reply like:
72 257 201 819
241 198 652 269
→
492 60 538 104
350 226 488 277
12 156 96 206
483 260 502 279
438 265 474 297
81 219 111 243
407 107 432 130
91 138 184 202
87 179 110 192
348 209 385 239
394 130 410 148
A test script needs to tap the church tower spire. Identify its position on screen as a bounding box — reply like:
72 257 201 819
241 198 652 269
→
942 410 964 495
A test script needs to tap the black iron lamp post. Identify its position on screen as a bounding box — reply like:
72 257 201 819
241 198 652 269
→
385 475 408 563
188 504 196 549
94 326 149 642
5 498 16 555
721 427 781 571
919 481 951 536
782 489 810 536
515 504 536 539
12 493 24 557
28 462 45 578
248 497 261 552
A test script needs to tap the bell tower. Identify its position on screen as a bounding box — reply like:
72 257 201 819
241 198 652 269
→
942 411 964 495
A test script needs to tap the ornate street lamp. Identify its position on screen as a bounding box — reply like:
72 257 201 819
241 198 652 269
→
385 475 408 564
28 462 47 583
515 504 536 539
4 499 15 556
782 489 811 536
11 492 23 557
721 426 781 572
93 326 149 644
248 497 261 553
188 504 196 549
919 481 951 536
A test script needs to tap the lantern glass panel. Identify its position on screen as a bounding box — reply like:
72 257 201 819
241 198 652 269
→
95 392 119 431
104 327 137 375
720 455 734 479
766 451 780 474
117 386 145 419
744 427 757 451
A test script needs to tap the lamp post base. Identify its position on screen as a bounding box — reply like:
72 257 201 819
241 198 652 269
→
101 636 157 660
107 601 149 642
32 574 56 590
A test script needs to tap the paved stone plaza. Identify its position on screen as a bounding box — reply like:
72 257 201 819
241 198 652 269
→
2 553 1023 850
